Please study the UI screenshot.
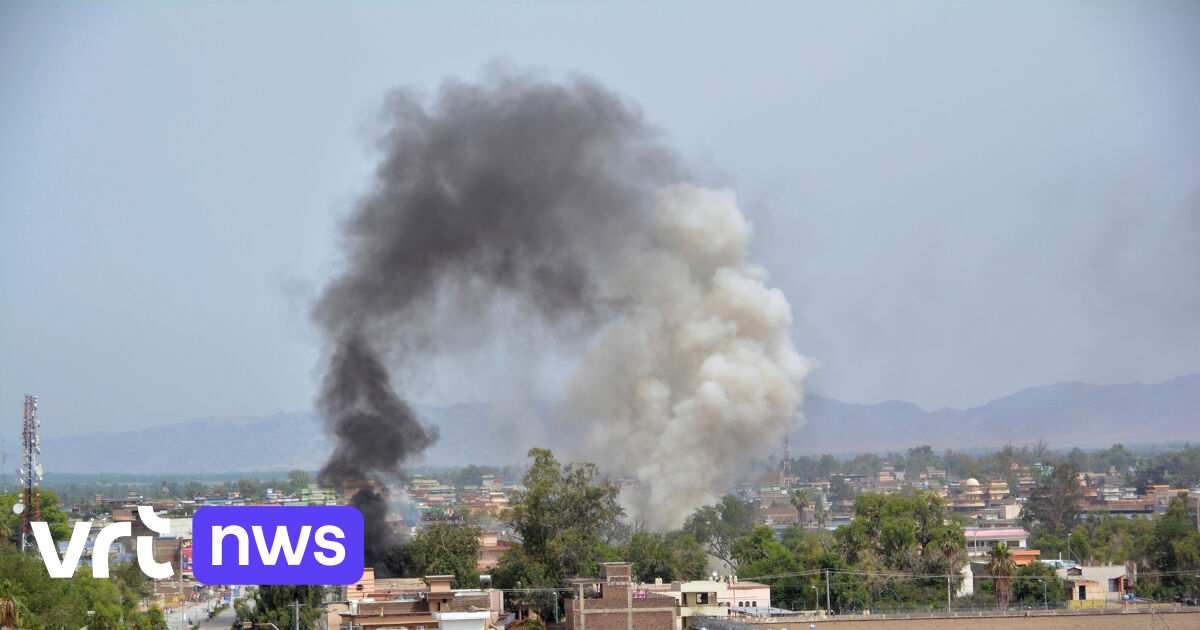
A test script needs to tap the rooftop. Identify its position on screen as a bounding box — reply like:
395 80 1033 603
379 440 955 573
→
965 528 1029 538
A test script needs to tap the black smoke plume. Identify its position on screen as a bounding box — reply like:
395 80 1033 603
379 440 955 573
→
312 69 676 566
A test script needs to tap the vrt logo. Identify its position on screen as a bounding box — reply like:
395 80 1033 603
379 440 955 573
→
192 506 363 585
30 505 174 579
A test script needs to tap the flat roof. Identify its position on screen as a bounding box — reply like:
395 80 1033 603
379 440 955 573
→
435 612 491 620
964 528 1029 538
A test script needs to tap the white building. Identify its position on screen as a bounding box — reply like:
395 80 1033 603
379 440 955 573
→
434 611 491 630
638 577 771 610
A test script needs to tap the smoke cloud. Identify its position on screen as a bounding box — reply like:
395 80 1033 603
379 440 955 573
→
312 68 810 546
566 184 810 529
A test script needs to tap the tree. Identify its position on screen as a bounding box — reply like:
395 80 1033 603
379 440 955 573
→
496 449 623 591
146 605 168 630
237 479 263 500
0 579 21 629
665 532 708 581
1145 494 1200 601
450 465 507 490
817 454 842 478
0 545 143 628
905 445 936 475
790 489 809 516
386 524 482 587
985 543 1016 609
1063 448 1088 472
115 561 152 619
233 585 325 630
683 495 752 571
0 490 71 549
834 491 962 574
790 489 819 524
944 451 985 481
621 530 705 583
510 618 546 630
1091 443 1137 472
733 526 808 606
927 523 967 575
1011 561 1065 607
1021 464 1082 535
1067 527 1090 564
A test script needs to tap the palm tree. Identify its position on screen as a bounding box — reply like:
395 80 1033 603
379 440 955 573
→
986 542 1017 609
790 490 810 522
930 527 965 608
0 579 22 630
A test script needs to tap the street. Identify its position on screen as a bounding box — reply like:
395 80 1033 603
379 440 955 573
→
167 598 232 630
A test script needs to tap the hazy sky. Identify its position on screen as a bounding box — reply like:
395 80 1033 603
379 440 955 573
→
2 2 1198 438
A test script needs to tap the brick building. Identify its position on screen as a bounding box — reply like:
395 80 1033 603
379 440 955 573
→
565 563 677 630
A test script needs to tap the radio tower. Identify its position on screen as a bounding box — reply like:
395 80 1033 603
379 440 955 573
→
18 395 42 551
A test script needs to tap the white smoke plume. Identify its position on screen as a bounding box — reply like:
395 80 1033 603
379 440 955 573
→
568 183 811 529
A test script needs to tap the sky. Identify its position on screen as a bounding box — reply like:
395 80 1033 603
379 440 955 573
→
1 1 1198 438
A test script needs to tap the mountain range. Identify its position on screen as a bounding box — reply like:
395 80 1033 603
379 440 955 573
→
38 375 1200 474
793 374 1199 455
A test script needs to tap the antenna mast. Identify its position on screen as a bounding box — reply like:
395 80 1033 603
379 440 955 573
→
19 395 42 551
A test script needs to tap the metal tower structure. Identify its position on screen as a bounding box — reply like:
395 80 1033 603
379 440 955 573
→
18 395 42 551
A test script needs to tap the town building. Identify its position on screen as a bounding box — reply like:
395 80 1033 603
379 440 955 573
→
564 562 678 630
333 574 505 630
1057 565 1133 606
963 527 1036 562
637 576 770 611
477 531 511 572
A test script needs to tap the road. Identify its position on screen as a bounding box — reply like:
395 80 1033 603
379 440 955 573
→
198 603 237 630
167 598 231 630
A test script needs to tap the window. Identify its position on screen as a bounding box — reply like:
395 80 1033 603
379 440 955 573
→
752 601 757 607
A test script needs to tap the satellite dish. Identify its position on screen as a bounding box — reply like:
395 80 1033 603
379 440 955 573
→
12 502 25 515
35 464 43 477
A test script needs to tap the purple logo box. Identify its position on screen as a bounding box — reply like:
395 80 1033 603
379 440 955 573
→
193 506 364 585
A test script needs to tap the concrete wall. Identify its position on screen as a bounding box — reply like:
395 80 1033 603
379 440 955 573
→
745 608 1199 630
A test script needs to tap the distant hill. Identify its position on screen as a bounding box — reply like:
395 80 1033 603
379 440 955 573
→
39 375 1200 474
38 403 517 475
793 374 1200 455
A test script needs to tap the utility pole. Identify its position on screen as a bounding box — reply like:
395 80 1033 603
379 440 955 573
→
288 601 304 630
946 574 952 612
824 569 831 614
